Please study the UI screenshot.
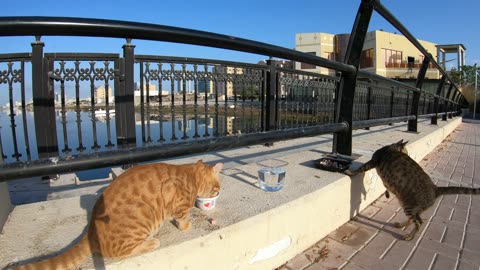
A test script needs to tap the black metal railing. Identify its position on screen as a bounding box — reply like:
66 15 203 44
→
0 0 466 181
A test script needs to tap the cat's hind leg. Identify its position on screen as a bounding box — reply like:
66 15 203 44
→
402 218 421 241
401 214 422 241
128 238 161 257
393 218 412 229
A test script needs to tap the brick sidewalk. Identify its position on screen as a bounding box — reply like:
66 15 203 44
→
279 121 480 270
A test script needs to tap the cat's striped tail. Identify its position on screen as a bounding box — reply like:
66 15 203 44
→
436 186 480 197
9 234 92 270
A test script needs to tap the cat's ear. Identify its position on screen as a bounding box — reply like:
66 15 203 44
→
212 163 223 173
396 139 408 146
197 160 203 164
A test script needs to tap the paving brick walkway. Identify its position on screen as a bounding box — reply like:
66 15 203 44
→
279 121 480 270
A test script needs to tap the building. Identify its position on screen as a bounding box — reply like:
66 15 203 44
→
257 59 294 69
226 67 243 98
258 59 295 98
95 85 113 104
198 80 214 96
133 82 170 105
436 44 466 71
295 32 336 76
295 30 464 80
361 30 440 79
210 66 244 99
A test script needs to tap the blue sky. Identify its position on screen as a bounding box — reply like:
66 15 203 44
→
0 0 478 102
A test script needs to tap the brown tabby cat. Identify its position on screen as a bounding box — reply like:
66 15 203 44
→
345 139 480 241
10 160 222 270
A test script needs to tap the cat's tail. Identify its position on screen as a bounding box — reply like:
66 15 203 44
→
9 234 93 270
435 186 480 197
344 160 375 176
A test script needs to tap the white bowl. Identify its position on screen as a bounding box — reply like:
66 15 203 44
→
195 193 220 210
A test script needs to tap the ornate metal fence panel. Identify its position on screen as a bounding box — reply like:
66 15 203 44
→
418 91 435 116
392 85 412 117
278 68 337 129
136 56 266 145
353 81 369 121
0 54 31 163
44 53 119 156
370 84 394 119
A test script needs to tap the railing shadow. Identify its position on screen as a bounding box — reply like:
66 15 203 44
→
4 193 102 269
352 213 405 240
222 168 259 189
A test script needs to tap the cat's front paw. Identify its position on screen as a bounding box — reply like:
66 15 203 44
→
343 169 355 176
402 233 414 241
177 220 192 231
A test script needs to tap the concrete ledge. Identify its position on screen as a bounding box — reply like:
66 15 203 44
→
0 181 11 233
0 118 462 270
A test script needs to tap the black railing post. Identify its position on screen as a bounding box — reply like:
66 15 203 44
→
265 58 278 131
449 90 458 119
405 89 410 117
431 76 446 125
333 0 375 155
442 84 453 121
446 89 458 119
422 93 427 115
365 79 372 130
31 36 58 158
115 39 137 148
389 86 394 125
408 55 430 132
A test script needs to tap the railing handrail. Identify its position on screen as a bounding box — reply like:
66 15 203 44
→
0 16 356 74
135 55 269 71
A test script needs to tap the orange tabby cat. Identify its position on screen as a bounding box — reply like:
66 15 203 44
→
10 160 223 270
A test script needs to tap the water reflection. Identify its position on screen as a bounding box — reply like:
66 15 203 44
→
0 109 221 163
0 109 223 180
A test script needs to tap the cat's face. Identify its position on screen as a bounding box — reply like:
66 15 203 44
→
198 162 222 198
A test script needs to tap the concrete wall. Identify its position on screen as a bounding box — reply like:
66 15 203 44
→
0 181 11 232
89 118 462 270
0 118 461 270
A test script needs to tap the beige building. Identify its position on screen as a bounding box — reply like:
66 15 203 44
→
95 85 113 104
226 67 243 97
295 30 454 80
362 30 439 79
295 32 336 76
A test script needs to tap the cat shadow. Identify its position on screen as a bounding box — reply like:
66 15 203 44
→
353 213 406 240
